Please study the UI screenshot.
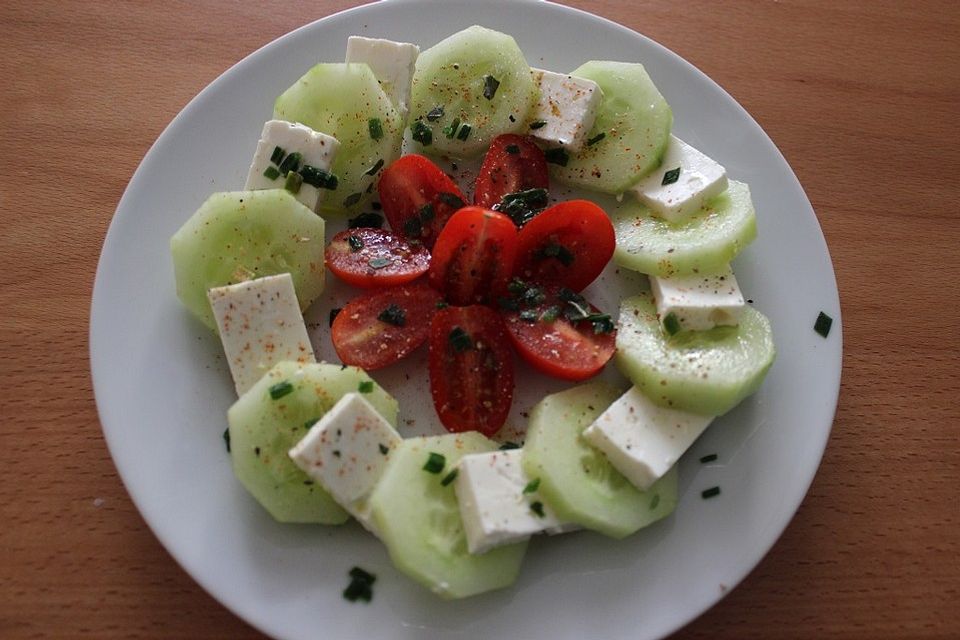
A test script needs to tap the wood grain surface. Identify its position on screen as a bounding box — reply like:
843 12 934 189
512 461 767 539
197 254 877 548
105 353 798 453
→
2 0 958 638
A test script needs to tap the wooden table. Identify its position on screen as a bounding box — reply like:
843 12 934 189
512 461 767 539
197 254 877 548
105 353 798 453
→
2 1 957 637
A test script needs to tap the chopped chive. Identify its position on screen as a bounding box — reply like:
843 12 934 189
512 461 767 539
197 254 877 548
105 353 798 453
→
443 118 461 139
269 380 294 400
440 469 459 486
522 478 540 494
262 166 281 181
448 326 473 352
530 501 545 517
540 305 560 323
814 311 833 338
377 304 406 327
538 242 575 266
498 441 521 450
270 145 286 165
411 120 433 146
368 257 392 269
347 212 384 229
498 188 549 227
590 315 615 334
368 118 384 140
378 443 389 455
358 380 374 394
663 312 681 336
304 417 321 430
299 165 338 190
482 75 500 100
699 453 718 464
423 452 446 474
456 123 472 141
518 309 538 323
438 192 465 209
702 486 721 499
329 308 341 327
650 493 660 510
544 147 569 166
426 106 444 121
364 158 384 176
419 203 435 222
586 132 606 146
332 450 341 458
435 300 449 309
277 151 303 175
505 144 520 154
403 216 423 238
343 566 376 603
529 120 547 130
283 170 303 194
222 427 231 453
343 192 362 208
662 167 681 186
347 235 363 252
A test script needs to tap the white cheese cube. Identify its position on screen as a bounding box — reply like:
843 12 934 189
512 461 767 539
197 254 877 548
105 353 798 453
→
583 386 714 491
528 68 602 152
651 264 745 331
454 448 571 554
631 136 728 222
244 120 339 212
345 36 420 115
288 393 402 534
207 274 315 396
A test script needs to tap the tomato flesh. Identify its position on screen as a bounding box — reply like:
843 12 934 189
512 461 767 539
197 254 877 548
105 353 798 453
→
500 284 616 381
428 305 514 436
378 154 467 249
429 206 518 306
513 199 615 292
473 134 549 211
331 281 442 370
326 227 430 288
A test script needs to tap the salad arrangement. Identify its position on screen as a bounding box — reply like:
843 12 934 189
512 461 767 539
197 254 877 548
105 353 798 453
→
169 25 775 600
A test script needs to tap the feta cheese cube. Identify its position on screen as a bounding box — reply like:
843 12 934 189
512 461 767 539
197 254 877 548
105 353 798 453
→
207 273 315 396
583 386 714 491
244 119 339 212
288 393 402 534
631 136 728 222
528 68 603 152
345 36 420 115
651 264 745 331
454 448 572 554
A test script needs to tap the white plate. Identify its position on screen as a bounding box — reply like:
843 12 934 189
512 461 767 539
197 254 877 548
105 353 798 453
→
90 1 842 638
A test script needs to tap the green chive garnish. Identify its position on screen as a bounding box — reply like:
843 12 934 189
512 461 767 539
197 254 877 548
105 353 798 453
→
426 106 444 121
448 327 473 352
378 443 389 455
269 380 294 400
358 380 374 394
498 441 521 450
663 312 681 336
299 165 338 190
456 123 472 141
440 469 459 486
347 212 384 229
284 170 303 194
419 203 435 221
412 120 433 146
662 167 681 185
435 300 449 309
522 478 540 494
530 501 545 517
505 144 520 154
699 453 718 464
304 417 321 430
364 158 384 176
423 452 446 474
368 118 384 140
368 257 392 269
270 146 286 164
329 308 341 327
814 311 833 338
539 242 575 266
263 166 281 181
343 192 362 208
377 304 406 327
443 117 460 139
438 192 465 209
529 120 547 130
519 309 538 323
483 75 500 100
586 132 606 146
222 427 231 453
403 216 423 238
277 151 303 175
702 486 721 499
650 493 660 510
343 567 376 603
347 235 363 252
544 148 568 166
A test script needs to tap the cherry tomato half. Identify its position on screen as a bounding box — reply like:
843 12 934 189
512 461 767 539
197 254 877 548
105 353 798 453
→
326 227 430 288
429 305 514 436
378 154 467 249
500 284 616 381
473 134 549 210
331 281 442 370
428 207 518 306
512 199 615 292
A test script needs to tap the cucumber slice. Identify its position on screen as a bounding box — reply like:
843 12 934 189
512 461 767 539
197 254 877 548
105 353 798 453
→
521 382 678 539
274 63 404 214
170 189 325 331
368 432 527 599
615 289 775 416
612 180 758 277
227 361 398 523
408 26 537 157
550 61 672 194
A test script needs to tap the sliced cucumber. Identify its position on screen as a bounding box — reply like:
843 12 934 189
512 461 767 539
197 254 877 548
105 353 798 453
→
521 382 678 539
170 189 325 331
274 63 404 214
408 26 537 157
227 361 398 523
368 432 527 599
616 290 775 416
549 61 672 194
612 180 758 277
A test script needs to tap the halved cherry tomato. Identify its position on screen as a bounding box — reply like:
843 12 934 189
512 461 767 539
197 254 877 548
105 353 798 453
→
500 283 616 381
428 305 514 436
512 200 615 292
326 228 430 288
331 282 442 370
377 154 467 249
428 207 518 306
473 134 549 210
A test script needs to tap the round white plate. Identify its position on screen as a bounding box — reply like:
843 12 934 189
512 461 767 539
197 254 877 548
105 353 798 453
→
91 1 842 638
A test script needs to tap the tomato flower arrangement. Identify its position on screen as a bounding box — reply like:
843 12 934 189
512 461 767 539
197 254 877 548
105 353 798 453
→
326 134 617 436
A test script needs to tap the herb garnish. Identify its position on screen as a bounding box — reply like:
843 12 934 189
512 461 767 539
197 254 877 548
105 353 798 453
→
522 478 540 494
419 203 435 222
701 486 721 499
377 304 406 327
529 120 547 130
440 469 459 486
329 308 341 326
426 106 445 121
412 120 433 146
544 147 569 166
661 167 681 186
498 441 521 450
277 151 303 175
814 311 833 338
537 242 575 266
448 326 473 352
530 501 545 517
347 235 363 252
699 453 718 464
358 380 374 394
438 192 465 209
505 144 520 154
300 165 338 189
222 427 230 453
650 493 661 510
483 75 500 100
662 312 681 336
347 212 384 229
496 188 548 227
284 171 303 194
443 117 461 139
423 452 446 474
586 132 606 146
343 567 376 603
364 158 385 176
269 380 294 400
262 166 280 181
270 145 286 164
378 443 389 455
343 192 362 208
456 123 472 141
403 216 423 238
368 118 384 140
